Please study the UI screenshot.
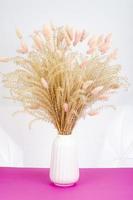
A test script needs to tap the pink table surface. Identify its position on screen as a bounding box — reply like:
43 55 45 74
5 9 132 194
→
0 168 133 200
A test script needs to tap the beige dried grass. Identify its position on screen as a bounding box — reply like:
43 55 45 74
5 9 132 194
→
0 24 127 135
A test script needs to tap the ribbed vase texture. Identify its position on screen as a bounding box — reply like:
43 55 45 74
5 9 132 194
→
50 134 79 186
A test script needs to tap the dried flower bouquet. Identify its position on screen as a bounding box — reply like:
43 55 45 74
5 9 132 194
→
0 24 126 135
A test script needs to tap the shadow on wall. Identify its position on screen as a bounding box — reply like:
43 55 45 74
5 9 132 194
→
99 105 133 167
0 126 23 167
76 105 133 168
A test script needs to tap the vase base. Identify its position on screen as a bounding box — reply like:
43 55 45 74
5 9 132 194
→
53 182 76 187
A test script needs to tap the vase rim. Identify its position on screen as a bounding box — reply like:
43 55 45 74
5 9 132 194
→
58 133 72 136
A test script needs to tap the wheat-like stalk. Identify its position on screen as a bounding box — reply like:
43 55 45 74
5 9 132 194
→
0 24 127 135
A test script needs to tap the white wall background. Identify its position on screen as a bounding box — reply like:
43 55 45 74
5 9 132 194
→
0 0 133 168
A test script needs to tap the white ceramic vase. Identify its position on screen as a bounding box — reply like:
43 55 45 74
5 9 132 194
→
50 134 79 187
